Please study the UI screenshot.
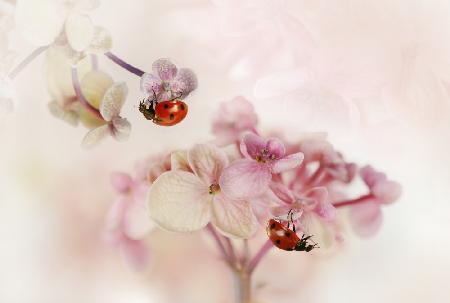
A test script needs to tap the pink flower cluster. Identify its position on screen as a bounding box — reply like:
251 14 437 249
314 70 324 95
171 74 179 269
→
106 96 401 265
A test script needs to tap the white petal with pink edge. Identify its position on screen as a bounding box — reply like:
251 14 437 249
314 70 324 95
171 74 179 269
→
211 193 258 238
188 144 229 185
219 159 271 200
147 171 212 232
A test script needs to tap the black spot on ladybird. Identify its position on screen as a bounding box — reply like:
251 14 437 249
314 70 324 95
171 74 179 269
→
275 239 281 245
164 104 169 109
285 231 291 237
270 223 276 229
180 104 185 110
169 113 174 120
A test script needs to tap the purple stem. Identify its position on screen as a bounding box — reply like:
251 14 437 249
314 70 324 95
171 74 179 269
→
104 51 145 77
247 239 273 273
206 224 232 265
8 46 49 79
333 193 374 208
71 67 104 120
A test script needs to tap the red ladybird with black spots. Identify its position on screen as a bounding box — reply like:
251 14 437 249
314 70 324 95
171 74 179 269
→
139 98 188 126
266 210 319 252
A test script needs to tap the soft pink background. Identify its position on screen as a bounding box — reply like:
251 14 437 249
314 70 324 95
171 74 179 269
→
1 0 449 302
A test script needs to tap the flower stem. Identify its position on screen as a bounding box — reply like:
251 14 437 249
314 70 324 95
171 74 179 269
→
8 46 49 79
247 239 273 273
233 268 252 303
71 67 104 120
333 193 373 208
104 51 145 77
206 224 232 265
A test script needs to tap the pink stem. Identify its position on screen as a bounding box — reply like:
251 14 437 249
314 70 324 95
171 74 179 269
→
333 193 374 208
71 67 104 120
224 237 237 265
206 224 232 265
247 239 273 273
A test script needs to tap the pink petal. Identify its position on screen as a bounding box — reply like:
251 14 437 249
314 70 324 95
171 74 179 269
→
211 193 258 238
269 182 295 204
360 165 386 188
219 159 271 199
187 144 229 185
271 152 304 174
105 197 128 233
302 187 335 221
266 137 285 159
147 171 212 232
349 201 383 237
110 172 133 193
249 190 282 225
240 132 266 159
121 237 149 270
171 68 198 98
372 180 402 204
140 72 162 95
152 58 177 81
124 190 155 240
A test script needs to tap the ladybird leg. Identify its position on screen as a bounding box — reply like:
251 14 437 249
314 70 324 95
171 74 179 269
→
293 224 296 233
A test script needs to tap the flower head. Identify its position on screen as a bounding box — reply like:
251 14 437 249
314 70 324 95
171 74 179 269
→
219 133 304 200
148 143 258 238
140 58 197 102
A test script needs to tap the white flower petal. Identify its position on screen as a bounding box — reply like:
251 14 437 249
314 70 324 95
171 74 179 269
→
100 82 128 121
48 100 79 126
15 0 66 46
171 150 191 172
80 70 114 109
299 212 336 249
88 26 112 54
211 193 258 239
81 123 109 149
111 116 131 142
188 144 229 185
65 13 94 52
148 171 212 232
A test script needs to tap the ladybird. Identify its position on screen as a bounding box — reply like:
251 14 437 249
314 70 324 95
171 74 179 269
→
266 214 318 252
139 99 188 126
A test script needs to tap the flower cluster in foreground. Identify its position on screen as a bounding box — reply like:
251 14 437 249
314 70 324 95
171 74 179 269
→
105 96 401 301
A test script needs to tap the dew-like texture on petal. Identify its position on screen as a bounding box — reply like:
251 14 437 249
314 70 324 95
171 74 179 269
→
349 201 383 237
188 144 229 185
171 68 198 98
140 72 162 95
219 159 271 199
111 117 131 142
152 58 177 81
272 152 304 174
81 123 109 149
110 172 132 193
15 0 66 46
211 193 258 238
88 26 112 54
148 171 212 232
48 100 79 126
240 132 266 159
80 70 114 109
170 150 191 172
100 82 128 121
65 13 94 52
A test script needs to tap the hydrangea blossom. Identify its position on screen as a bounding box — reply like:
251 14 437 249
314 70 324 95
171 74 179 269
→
140 58 198 102
219 132 304 200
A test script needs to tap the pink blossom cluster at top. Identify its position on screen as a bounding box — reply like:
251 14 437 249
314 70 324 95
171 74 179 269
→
105 96 401 265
